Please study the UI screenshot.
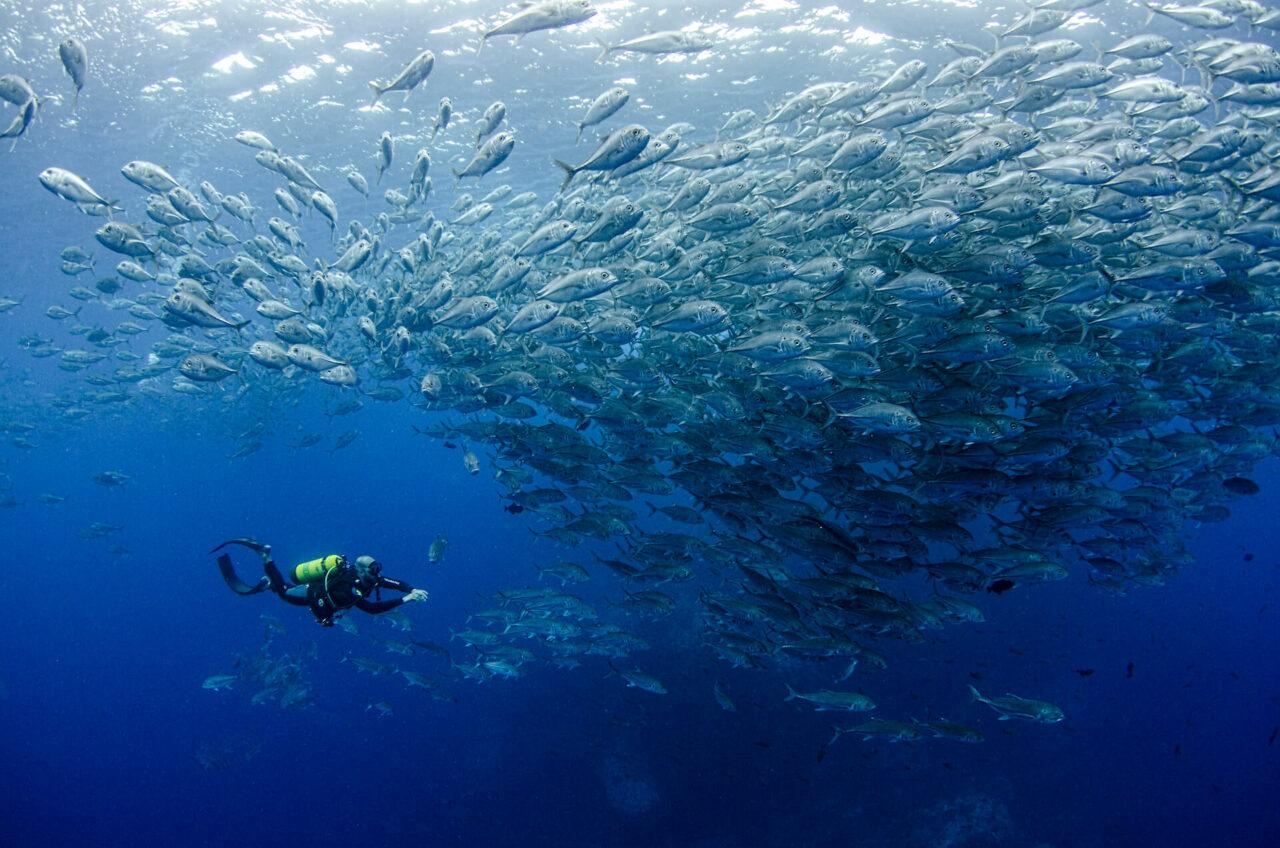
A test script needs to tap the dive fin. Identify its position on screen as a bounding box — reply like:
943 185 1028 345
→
210 537 271 555
217 554 269 596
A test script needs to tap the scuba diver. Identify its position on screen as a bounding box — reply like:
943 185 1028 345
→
213 538 427 627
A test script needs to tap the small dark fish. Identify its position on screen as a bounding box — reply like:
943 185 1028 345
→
411 640 451 659
1268 726 1277 746
1222 477 1260 496
1243 552 1255 562
987 579 1015 595
504 502 525 514
1126 662 1135 679
329 430 359 453
1173 743 1182 757
1075 668 1095 677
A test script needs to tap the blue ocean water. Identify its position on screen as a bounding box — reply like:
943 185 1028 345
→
1 1 1279 846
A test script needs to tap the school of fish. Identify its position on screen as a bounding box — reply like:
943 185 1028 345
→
6 0 1280 740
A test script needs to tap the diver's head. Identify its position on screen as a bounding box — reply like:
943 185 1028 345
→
354 555 382 590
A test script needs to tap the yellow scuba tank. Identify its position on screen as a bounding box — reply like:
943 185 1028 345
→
293 554 346 584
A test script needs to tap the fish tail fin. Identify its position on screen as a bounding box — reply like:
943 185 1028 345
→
72 89 79 112
575 124 583 143
594 38 614 62
967 684 985 703
784 683 800 701
368 81 383 106
553 159 576 192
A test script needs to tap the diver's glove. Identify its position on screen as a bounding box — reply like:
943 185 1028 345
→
403 589 429 603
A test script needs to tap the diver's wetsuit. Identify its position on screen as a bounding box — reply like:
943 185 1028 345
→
262 559 415 626
214 539 417 627
263 559 415 624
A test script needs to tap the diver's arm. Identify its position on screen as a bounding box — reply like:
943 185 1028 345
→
354 597 405 614
354 577 422 614
379 576 414 593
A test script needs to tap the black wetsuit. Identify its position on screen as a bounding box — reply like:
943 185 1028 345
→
214 541 416 627
263 559 415 626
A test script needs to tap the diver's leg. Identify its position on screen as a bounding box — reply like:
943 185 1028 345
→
263 560 289 594
217 554 269 595
263 561 310 605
